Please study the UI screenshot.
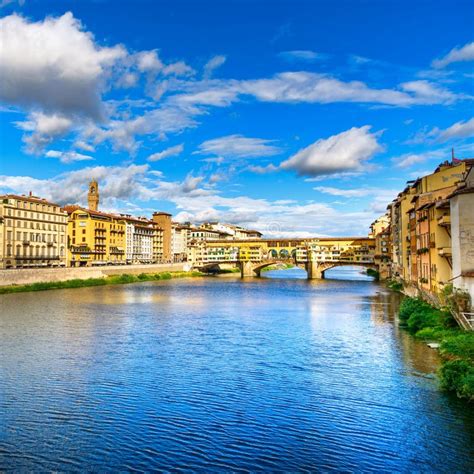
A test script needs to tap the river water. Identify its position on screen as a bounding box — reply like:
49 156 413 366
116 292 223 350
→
1 267 473 472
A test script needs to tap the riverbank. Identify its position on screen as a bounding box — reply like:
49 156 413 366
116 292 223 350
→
0 271 205 295
398 296 474 402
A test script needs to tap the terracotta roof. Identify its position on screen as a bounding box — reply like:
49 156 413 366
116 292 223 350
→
1 193 64 208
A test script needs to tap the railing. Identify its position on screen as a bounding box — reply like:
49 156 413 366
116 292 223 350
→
459 312 474 331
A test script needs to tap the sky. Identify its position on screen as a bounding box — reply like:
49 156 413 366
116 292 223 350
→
0 0 473 237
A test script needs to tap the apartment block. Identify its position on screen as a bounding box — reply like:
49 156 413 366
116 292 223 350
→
0 193 68 269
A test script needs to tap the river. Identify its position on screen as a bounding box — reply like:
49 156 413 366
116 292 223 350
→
1 267 473 472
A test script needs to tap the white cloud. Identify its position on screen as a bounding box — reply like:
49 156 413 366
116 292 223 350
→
197 134 282 159
0 164 388 236
203 55 226 78
436 117 474 142
391 150 444 168
81 104 201 154
278 50 326 62
432 42 474 68
315 185 398 207
280 126 383 177
148 143 184 162
400 80 458 105
405 118 474 145
315 186 376 198
15 111 73 153
240 72 460 106
45 150 94 164
0 12 126 120
136 50 163 72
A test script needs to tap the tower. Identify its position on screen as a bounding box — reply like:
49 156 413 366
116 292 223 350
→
88 180 99 211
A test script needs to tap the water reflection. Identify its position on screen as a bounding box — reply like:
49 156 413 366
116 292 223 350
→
1 269 473 472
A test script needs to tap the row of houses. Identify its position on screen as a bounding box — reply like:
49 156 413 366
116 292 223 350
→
0 180 262 269
370 157 474 304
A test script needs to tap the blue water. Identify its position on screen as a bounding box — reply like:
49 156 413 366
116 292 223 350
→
1 267 473 472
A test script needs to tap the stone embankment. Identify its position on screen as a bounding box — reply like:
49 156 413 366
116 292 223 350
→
0 263 189 286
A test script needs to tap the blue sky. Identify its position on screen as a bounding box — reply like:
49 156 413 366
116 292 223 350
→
0 0 473 237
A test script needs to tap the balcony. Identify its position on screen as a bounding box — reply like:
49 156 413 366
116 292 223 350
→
438 246 452 257
437 215 451 227
22 240 30 245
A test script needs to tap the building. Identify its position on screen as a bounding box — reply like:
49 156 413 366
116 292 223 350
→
385 158 474 307
88 180 100 211
121 215 155 264
450 166 474 301
370 214 391 279
152 212 173 263
66 207 126 266
0 193 68 269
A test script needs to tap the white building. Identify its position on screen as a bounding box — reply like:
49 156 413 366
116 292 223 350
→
123 216 154 263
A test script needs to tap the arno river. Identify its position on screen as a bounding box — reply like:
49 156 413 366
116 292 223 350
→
1 268 473 472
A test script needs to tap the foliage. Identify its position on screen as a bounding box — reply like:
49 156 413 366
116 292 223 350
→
366 268 380 280
399 296 474 402
0 271 206 294
386 279 403 292
440 333 474 361
440 283 472 313
438 360 474 401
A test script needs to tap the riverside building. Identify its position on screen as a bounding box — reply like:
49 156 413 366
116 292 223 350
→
380 157 474 305
0 193 68 269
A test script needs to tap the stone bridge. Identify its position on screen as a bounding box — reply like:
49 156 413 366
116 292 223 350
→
193 237 378 279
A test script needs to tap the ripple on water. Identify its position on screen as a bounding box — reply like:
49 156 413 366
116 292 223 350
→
0 268 473 472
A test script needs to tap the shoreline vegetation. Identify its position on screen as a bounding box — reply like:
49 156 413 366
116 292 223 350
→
0 271 206 295
397 295 474 402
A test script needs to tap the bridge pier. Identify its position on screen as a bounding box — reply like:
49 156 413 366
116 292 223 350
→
240 260 256 278
306 260 324 280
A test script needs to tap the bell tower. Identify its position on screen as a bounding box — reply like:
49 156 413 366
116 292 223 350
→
88 179 99 211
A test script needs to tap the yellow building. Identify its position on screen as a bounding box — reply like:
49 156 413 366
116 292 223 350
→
387 159 471 299
66 207 126 267
0 193 68 269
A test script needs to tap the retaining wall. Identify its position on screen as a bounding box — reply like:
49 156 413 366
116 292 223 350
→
0 263 188 286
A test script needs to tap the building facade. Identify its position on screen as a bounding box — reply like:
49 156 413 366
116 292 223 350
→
0 194 68 269
66 207 126 266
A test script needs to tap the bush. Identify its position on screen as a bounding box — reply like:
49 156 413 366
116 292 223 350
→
441 333 474 361
366 268 380 280
438 360 474 401
387 279 403 292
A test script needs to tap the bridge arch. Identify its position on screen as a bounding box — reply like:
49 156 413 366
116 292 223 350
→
316 262 378 279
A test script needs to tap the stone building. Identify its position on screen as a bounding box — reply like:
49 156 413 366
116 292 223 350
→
0 193 68 269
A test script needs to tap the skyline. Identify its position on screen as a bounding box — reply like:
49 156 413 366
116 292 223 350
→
1 0 473 237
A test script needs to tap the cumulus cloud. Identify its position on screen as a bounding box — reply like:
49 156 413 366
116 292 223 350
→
0 164 150 207
81 104 201 154
0 164 386 236
15 111 73 153
148 143 184 162
432 41 474 68
280 126 383 177
197 134 282 159
0 12 126 120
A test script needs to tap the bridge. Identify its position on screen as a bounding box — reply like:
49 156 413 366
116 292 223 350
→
190 237 379 279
